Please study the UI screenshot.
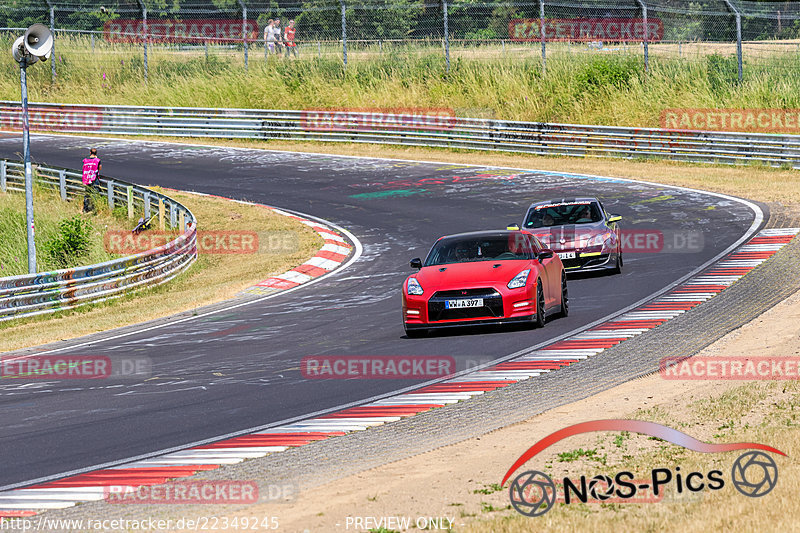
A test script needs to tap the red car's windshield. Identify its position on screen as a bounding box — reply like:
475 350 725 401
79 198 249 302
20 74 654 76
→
424 235 533 266
524 201 603 229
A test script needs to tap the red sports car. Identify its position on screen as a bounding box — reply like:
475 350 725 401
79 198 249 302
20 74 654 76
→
403 230 567 337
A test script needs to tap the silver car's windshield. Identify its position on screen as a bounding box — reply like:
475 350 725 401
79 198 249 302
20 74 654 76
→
524 202 603 229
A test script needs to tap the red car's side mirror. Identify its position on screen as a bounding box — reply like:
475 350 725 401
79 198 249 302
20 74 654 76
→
538 249 554 262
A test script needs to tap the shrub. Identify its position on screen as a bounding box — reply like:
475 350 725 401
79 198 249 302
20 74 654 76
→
576 56 641 92
706 53 740 93
464 28 499 40
44 216 93 269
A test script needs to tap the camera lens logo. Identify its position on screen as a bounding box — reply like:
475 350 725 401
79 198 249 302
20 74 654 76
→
587 474 615 501
508 471 556 517
731 451 778 497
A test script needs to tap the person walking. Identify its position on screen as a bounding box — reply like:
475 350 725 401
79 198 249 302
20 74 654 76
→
273 19 284 55
81 148 102 213
264 19 276 55
284 20 298 58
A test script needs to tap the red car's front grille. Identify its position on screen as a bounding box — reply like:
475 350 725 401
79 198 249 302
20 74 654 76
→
428 289 503 322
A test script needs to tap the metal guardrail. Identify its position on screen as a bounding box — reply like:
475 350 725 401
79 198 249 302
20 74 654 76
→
0 159 197 322
1 101 799 169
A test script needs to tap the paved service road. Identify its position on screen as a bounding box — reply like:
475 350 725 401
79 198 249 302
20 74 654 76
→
0 135 758 488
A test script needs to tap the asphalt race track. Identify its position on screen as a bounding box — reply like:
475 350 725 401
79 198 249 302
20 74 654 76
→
0 135 760 489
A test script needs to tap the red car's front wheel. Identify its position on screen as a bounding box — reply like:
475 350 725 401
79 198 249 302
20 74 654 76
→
533 280 546 328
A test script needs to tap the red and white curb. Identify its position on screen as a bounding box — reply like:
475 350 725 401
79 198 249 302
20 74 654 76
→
241 208 353 295
157 188 354 296
0 227 796 517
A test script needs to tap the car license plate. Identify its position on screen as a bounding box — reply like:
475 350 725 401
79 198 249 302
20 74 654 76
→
557 252 576 260
445 298 483 309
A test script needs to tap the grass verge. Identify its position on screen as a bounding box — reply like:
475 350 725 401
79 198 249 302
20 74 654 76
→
5 40 798 127
0 188 323 353
0 183 126 276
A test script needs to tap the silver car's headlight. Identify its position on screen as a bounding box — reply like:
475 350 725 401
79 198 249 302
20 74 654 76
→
591 231 613 247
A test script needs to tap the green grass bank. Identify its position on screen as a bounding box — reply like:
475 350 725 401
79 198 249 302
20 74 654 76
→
0 184 127 277
3 34 800 126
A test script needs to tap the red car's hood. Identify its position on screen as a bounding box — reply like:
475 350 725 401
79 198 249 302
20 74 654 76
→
413 261 530 289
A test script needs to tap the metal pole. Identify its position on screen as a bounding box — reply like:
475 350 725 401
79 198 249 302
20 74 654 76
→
20 60 36 273
722 0 743 82
237 0 248 71
137 0 148 84
46 1 56 83
443 0 450 73
635 0 649 73
58 170 66 201
341 0 347 66
144 192 151 220
735 14 743 81
91 32 95 52
540 0 546 74
107 180 114 209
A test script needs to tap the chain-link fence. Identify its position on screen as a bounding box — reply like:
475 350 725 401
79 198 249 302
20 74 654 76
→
3 1 800 81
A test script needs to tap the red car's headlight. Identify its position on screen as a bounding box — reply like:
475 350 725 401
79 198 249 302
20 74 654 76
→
407 278 424 295
507 269 531 289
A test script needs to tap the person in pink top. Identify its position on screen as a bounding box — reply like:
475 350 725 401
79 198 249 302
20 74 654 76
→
82 148 102 213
